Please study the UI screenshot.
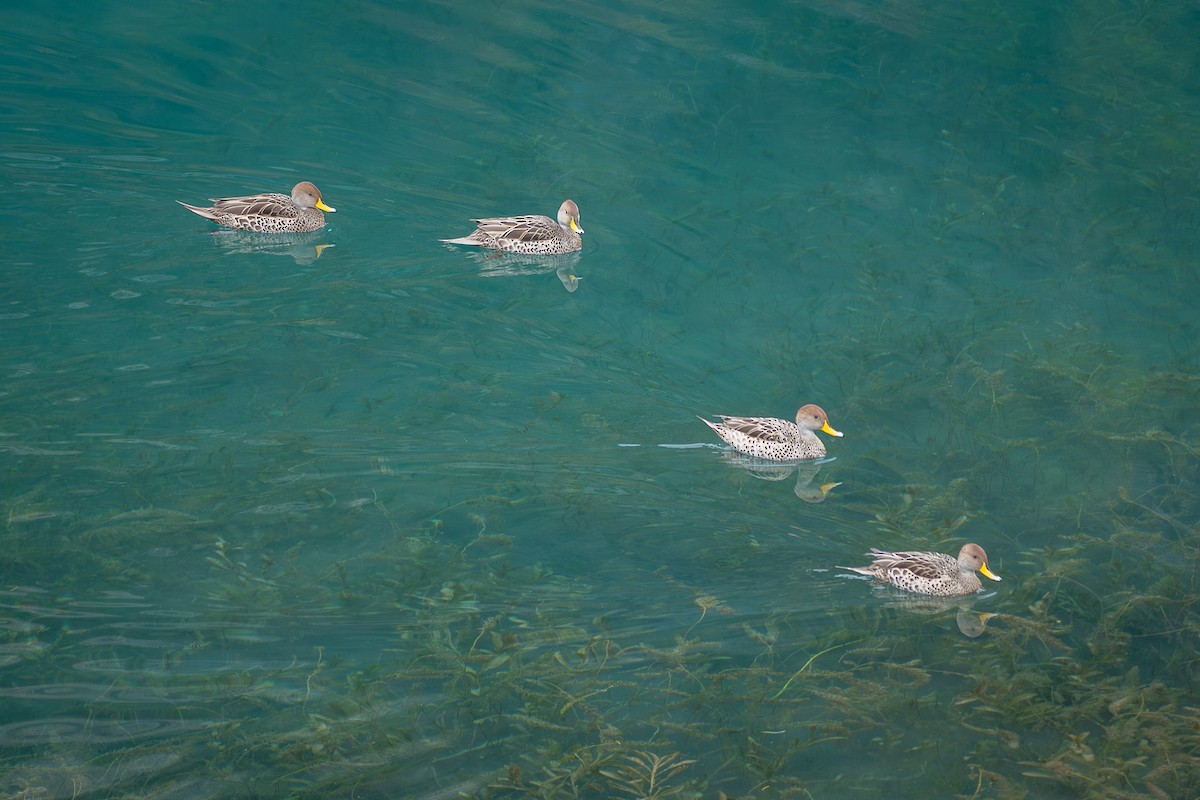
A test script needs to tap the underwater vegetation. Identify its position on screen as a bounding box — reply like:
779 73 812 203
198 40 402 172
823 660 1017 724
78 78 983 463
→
1 286 1198 787
1 343 1198 800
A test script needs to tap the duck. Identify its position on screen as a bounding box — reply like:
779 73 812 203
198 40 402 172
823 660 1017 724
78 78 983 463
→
699 404 843 461
841 543 1002 596
442 199 583 255
178 181 335 233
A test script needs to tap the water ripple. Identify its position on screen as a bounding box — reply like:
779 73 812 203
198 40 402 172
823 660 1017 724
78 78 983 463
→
0 716 209 745
0 683 165 703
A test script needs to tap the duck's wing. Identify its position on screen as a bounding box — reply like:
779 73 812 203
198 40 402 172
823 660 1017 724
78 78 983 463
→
207 192 298 218
470 214 561 243
867 549 952 579
712 415 791 443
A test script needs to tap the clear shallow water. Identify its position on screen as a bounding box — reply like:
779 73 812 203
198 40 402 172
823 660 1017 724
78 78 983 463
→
2 1 1198 798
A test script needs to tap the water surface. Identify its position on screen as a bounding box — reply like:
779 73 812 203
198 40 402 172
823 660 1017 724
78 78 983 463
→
2 1 1198 798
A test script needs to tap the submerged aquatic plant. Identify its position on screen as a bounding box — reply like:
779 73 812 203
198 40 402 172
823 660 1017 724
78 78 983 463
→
600 751 698 799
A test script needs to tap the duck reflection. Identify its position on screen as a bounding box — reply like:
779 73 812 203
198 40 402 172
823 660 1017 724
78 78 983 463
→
456 249 582 293
204 230 334 265
720 453 841 503
955 609 1000 638
848 586 1000 638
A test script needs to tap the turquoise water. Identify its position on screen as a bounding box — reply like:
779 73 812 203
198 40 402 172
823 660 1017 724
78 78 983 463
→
2 0 1199 797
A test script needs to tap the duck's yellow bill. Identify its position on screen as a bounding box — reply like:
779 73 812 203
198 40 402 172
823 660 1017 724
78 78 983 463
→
979 563 1002 581
316 199 336 213
821 421 844 438
570 218 584 234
